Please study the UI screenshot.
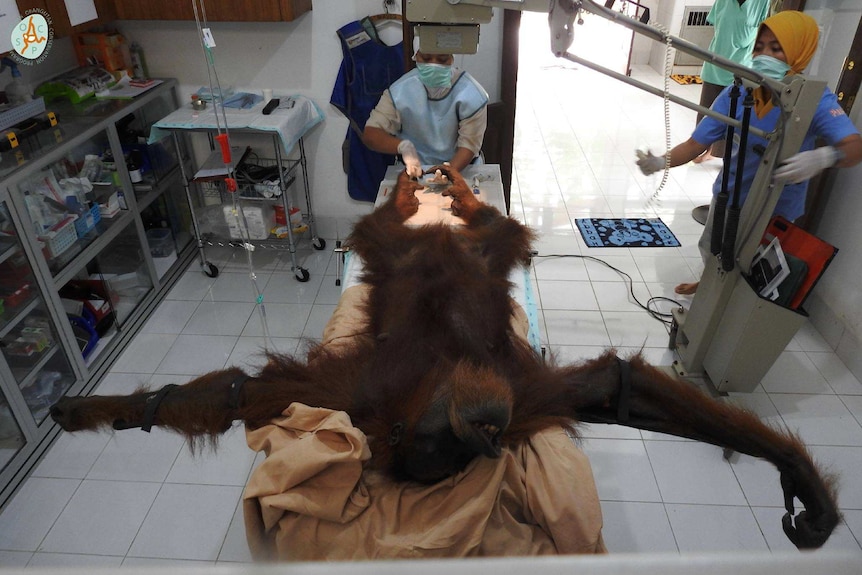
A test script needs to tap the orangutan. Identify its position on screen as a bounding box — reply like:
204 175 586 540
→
50 165 838 550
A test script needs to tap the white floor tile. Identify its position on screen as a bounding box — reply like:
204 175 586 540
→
770 394 862 447
111 333 178 374
165 270 217 301
580 438 662 502
842 509 862 548
205 271 268 303
793 321 835 352
263 271 324 304
31 430 112 480
87 429 185 483
728 453 783 508
95 372 154 395
547 345 610 364
543 310 610 347
0 477 80 551
602 311 670 349
140 299 199 334
591 281 651 313
218 500 254 563
664 504 768 552
599 501 677 553
241 303 312 339
166 426 256 486
843 395 862 426
315 279 345 305
182 301 256 336
645 440 747 505
156 334 238 375
537 280 598 311
752 506 861 553
128 483 242 561
808 352 862 395
0 550 31 566
533 256 590 281
760 351 834 395
578 422 641 440
807 445 862 509
123 556 216 567
225 336 300 372
583 254 642 283
303 304 337 339
28 552 123 567
40 480 159 555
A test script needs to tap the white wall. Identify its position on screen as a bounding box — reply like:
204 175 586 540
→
115 1 502 238
796 1 862 381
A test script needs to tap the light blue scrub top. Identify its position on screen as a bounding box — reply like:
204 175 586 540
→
693 85 859 222
389 69 488 166
701 0 770 86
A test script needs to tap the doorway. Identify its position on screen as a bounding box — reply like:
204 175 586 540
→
518 7 637 77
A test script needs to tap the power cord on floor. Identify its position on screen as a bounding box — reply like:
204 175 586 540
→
533 253 686 326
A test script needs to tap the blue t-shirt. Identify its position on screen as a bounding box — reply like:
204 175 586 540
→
692 85 859 221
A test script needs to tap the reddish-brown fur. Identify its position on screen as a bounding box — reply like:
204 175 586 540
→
50 167 839 549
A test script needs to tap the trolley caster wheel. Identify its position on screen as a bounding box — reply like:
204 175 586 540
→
202 261 219 278
312 237 326 250
294 267 310 282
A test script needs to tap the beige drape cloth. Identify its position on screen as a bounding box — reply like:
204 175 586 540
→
242 285 606 560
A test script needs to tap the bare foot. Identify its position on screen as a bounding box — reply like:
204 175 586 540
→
674 282 699 295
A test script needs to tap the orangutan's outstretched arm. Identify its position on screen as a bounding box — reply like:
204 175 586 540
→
553 352 839 549
49 349 363 450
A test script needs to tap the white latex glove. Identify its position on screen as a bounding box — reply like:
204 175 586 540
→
773 146 843 184
397 139 422 178
636 149 666 176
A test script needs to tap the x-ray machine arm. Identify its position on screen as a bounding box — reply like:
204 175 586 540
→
409 0 827 391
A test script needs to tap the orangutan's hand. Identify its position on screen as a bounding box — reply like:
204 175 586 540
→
392 169 422 218
428 165 481 219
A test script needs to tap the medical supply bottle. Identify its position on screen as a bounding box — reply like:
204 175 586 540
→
2 57 32 106
128 42 149 79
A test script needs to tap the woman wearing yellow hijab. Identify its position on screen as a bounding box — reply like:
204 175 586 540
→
636 10 862 295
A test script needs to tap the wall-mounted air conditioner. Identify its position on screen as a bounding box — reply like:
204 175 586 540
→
675 6 714 66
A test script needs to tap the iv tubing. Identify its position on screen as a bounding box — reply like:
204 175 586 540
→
190 0 274 349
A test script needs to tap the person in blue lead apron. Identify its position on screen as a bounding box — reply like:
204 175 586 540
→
636 11 862 295
362 45 489 178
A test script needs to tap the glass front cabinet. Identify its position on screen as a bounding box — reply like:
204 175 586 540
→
0 80 194 507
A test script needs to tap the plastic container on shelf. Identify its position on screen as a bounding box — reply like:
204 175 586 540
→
2 57 33 106
38 215 78 258
146 228 174 257
73 205 101 238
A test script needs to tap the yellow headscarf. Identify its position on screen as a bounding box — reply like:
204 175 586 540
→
753 11 820 118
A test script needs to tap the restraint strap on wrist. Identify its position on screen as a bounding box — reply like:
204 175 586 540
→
113 384 179 432
228 374 249 410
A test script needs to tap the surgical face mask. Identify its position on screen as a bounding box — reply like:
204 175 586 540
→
416 63 452 89
751 54 791 81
